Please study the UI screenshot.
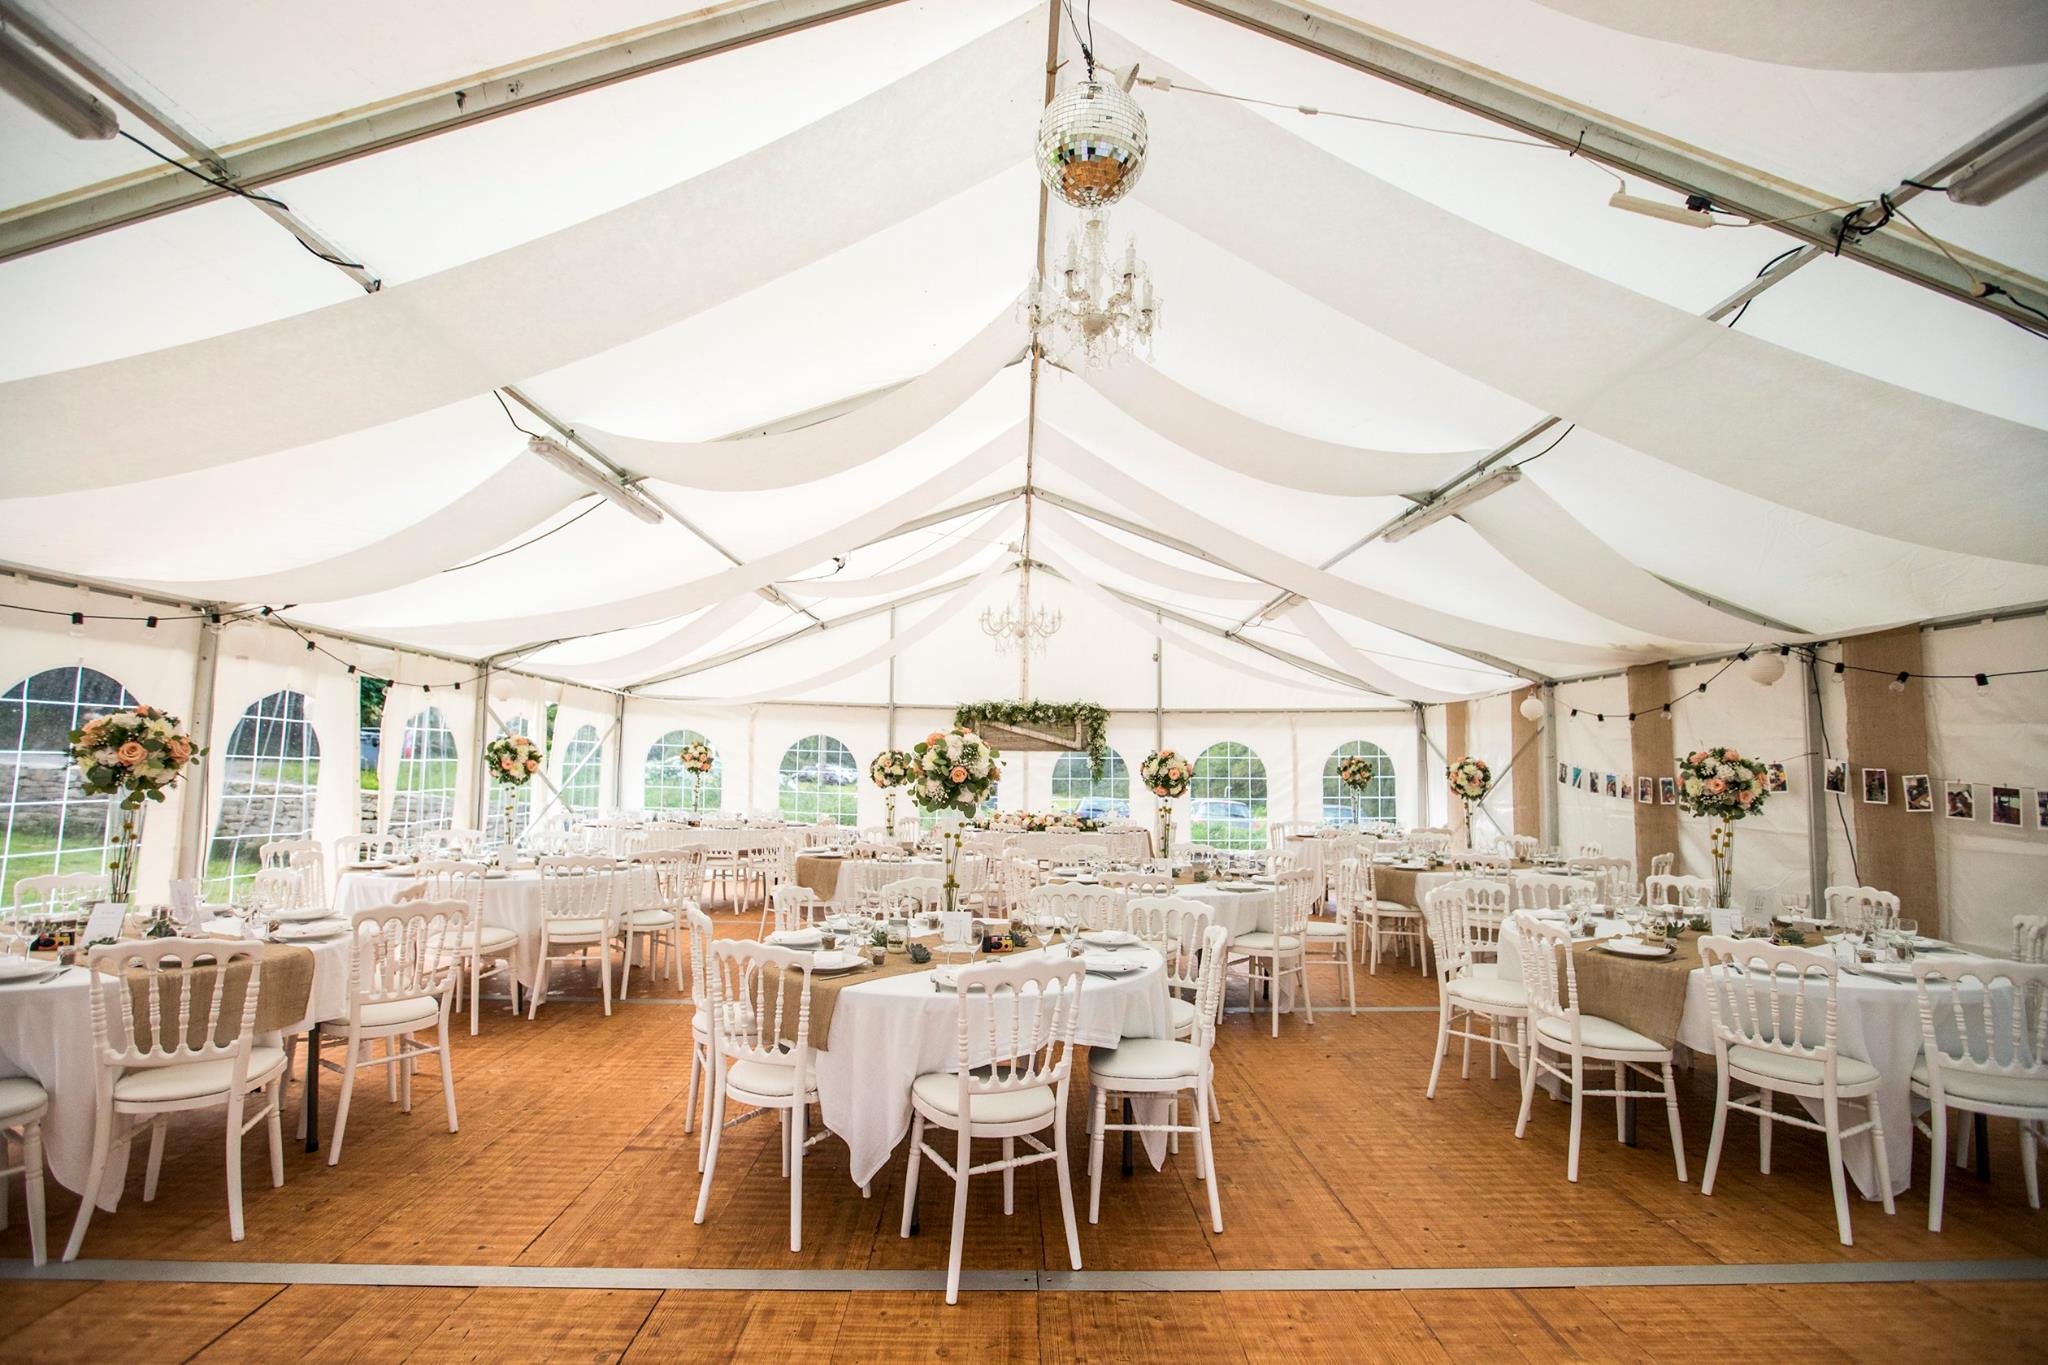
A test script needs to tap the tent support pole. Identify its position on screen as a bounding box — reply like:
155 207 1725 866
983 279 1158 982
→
1154 616 1165 750
175 619 222 882
1802 654 1830 914
1413 704 1430 828
1539 683 1559 848
886 607 898 749
610 694 627 815
470 665 493 831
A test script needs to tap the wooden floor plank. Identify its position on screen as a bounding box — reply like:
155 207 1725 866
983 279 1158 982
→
0 1280 281 1363
188 1283 478 1364
405 1287 658 1363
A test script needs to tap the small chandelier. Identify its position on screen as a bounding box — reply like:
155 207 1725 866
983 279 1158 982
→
979 599 1062 656
1024 214 1159 369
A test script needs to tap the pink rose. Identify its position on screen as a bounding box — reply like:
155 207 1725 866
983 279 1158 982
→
949 766 968 782
501 756 516 771
926 732 943 745
525 758 539 772
1154 785 1167 796
1706 778 1725 793
133 705 149 715
1723 748 1740 761
165 738 191 765
116 740 146 766
1737 790 1753 805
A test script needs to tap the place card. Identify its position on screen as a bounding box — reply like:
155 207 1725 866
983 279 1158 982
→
82 902 127 944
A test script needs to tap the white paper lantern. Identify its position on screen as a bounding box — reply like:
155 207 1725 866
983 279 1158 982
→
1518 693 1546 722
1745 650 1788 686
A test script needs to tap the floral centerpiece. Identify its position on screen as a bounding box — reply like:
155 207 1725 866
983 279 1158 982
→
1446 756 1492 845
69 703 203 905
1140 749 1191 854
675 740 716 812
974 809 1103 834
869 747 914 831
485 732 543 847
910 727 1001 816
1677 746 1769 906
1336 752 1381 828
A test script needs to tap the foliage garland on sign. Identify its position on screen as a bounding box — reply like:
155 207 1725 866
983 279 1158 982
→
952 700 1110 779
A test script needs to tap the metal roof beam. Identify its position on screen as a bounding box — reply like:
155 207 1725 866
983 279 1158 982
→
1169 0 2048 335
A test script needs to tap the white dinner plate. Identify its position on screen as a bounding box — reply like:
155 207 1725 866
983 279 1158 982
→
378 868 420 879
1219 881 1259 892
345 861 389 871
931 965 964 991
270 919 349 942
1079 929 1138 947
1081 953 1145 976
766 929 823 948
1051 866 1088 877
1597 937 1674 959
809 949 867 972
268 905 331 923
0 955 47 983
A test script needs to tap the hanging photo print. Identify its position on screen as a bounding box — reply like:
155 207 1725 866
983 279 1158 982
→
1947 781 1975 820
1658 777 1676 804
1862 768 1889 805
1765 763 1787 793
1991 786 2022 827
1903 774 1933 812
1824 760 1848 794
1636 775 1653 804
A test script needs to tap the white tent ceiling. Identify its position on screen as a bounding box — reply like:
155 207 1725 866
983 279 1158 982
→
0 0 2042 709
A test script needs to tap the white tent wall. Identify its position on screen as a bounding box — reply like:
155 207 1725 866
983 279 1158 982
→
0 578 204 903
207 617 362 882
1924 616 2048 953
374 650 482 834
1463 692 1520 848
1551 673 1635 858
1663 658 1811 904
542 682 619 821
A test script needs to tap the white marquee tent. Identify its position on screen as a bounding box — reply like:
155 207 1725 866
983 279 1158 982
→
0 0 2042 948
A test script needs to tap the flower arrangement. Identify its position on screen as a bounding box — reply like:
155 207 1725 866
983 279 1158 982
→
974 809 1103 833
676 740 715 775
1140 749 1191 853
69 703 203 904
910 727 1001 815
869 749 914 788
485 732 544 786
1678 746 1769 906
1446 756 1492 805
954 700 1109 778
1336 754 1379 792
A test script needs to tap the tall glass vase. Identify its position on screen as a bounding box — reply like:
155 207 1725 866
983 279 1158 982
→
884 789 897 836
1711 819 1735 908
1158 800 1174 858
106 805 143 905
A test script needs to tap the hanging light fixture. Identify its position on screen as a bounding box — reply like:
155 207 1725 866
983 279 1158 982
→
1024 214 1160 368
980 549 1061 656
1035 67 1148 211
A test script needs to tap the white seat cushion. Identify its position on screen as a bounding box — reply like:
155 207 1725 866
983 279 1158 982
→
726 1056 807 1098
1169 996 1198 1035
1368 902 1417 916
543 916 608 938
475 925 520 953
0 1075 49 1123
1534 1013 1667 1055
1912 1058 2048 1109
1089 1036 1204 1082
1729 1044 1879 1090
622 908 678 929
113 1045 287 1103
910 1071 1056 1125
1232 931 1303 953
1448 976 1527 1011
327 996 440 1031
1303 920 1350 939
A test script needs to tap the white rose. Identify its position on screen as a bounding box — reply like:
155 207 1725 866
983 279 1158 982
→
945 735 963 761
1684 777 1703 795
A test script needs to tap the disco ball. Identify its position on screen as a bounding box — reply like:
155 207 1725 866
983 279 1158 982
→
1036 78 1148 209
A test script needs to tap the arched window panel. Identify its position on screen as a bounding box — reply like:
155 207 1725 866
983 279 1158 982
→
778 733 858 825
206 689 321 899
1051 750 1129 820
485 715 534 842
1190 741 1267 851
0 666 137 903
645 728 723 812
388 705 457 838
561 724 603 813
1322 740 1398 829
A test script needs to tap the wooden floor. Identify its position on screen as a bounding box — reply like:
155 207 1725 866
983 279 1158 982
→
1 907 2043 1361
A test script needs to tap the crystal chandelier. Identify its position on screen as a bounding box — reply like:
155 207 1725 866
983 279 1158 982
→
980 563 1061 656
1024 214 1160 369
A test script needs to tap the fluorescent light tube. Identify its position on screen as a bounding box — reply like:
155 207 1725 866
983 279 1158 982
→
0 22 116 139
1946 121 2048 207
525 435 663 525
1608 189 1712 228
1383 467 1523 543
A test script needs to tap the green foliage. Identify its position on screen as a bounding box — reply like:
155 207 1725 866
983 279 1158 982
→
359 676 387 728
953 700 1110 779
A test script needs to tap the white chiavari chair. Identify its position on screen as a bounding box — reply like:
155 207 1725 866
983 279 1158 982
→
1576 842 1603 858
259 838 326 904
415 859 511 1035
334 833 400 869
1513 912 1686 1184
899 953 1086 1304
1515 875 1593 912
1571 856 1636 903
1649 852 1676 879
6 874 105 942
1911 958 2048 1231
694 938 825 1251
618 850 686 996
1025 884 1123 936
1234 866 1314 1038
1125 895 1214 1040
1697 936 1891 1244
1646 874 1715 911
528 855 617 1018
1302 860 1359 1013
1423 881 1526 1099
0 1078 49 1264
1410 830 1453 858
1099 871 1174 897
319 901 463 1167
246 866 305 914
1086 923 1230 1234
1454 851 1513 877
1506 834 1540 861
768 883 823 936
877 877 946 919
1824 885 1900 933
2016 915 2048 964
1342 858 1424 975
682 907 717 1166
1058 843 1108 870
65 939 288 1259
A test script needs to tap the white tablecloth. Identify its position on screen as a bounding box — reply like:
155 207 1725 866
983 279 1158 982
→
1495 920 1947 1200
1004 830 1152 861
812 945 1172 1186
1174 884 1276 944
0 933 352 1208
336 869 626 990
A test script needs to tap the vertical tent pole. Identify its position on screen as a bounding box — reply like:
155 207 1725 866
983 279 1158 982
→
610 693 627 814
175 618 222 882
1539 682 1559 848
886 606 898 749
470 664 493 830
1413 703 1429 827
1802 654 1831 912
1153 616 1164 749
